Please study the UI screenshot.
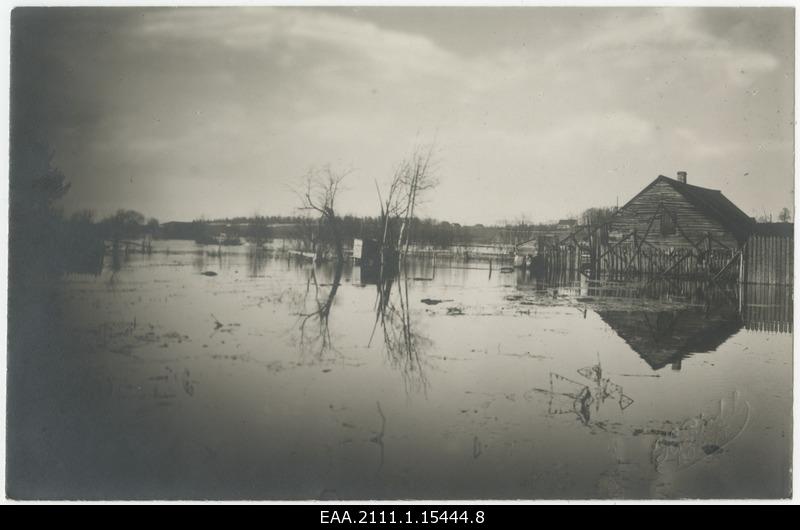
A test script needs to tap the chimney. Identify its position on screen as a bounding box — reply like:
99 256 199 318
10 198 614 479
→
677 171 687 184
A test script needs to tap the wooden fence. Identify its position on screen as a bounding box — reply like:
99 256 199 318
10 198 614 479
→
533 233 792 285
742 235 793 285
537 241 740 281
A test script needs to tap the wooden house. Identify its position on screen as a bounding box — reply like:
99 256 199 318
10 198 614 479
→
608 172 754 251
574 171 759 279
516 171 792 283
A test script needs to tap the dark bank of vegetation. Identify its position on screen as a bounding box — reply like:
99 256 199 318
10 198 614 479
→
8 139 163 278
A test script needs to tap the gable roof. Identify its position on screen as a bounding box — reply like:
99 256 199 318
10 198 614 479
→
619 175 755 240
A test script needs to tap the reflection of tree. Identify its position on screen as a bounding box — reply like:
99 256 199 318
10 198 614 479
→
247 245 268 278
369 268 431 394
296 262 343 360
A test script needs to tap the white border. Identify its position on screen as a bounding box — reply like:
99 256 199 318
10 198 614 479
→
0 0 796 506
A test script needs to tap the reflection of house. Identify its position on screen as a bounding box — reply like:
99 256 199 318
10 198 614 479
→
597 304 743 370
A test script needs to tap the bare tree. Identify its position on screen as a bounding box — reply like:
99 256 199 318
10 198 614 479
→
778 207 792 223
296 166 349 262
375 144 439 264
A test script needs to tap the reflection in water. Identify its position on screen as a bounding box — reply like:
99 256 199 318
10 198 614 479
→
297 262 343 361
596 304 743 371
516 271 792 371
10 239 790 499
741 282 793 333
369 265 432 394
247 246 269 278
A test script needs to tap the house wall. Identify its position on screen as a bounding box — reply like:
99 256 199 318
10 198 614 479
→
608 180 740 249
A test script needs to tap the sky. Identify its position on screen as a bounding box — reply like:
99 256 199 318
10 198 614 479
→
9 6 795 225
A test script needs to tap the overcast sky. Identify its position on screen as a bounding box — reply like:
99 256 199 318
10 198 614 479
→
10 6 795 224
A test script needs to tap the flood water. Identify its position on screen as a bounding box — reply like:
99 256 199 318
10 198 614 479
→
6 240 793 499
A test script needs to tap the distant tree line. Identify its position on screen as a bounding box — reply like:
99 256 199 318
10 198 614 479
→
162 213 624 250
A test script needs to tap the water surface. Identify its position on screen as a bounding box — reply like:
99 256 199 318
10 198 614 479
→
6 240 793 499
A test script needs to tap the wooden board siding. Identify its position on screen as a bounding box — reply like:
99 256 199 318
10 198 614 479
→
608 180 741 249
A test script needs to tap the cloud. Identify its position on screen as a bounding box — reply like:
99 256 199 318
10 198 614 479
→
11 7 793 224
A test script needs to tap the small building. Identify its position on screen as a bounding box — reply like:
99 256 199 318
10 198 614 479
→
352 238 380 268
530 171 792 283
608 172 754 250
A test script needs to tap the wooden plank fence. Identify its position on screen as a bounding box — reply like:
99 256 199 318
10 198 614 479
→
531 230 792 285
537 241 740 281
742 235 793 286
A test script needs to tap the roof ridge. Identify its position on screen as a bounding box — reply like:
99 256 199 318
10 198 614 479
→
656 174 754 239
658 174 721 193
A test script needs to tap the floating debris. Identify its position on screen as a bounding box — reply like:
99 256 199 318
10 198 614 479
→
421 298 454 305
201 271 218 276
473 436 483 458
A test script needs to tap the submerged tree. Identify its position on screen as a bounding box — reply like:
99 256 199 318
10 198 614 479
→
375 144 439 264
103 209 146 240
296 165 349 262
246 215 271 247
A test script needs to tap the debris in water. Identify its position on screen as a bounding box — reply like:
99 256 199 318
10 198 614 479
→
201 271 218 276
473 436 482 458
446 307 464 316
421 298 454 305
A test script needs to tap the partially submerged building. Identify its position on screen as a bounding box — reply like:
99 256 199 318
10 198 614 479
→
607 172 754 250
534 171 793 284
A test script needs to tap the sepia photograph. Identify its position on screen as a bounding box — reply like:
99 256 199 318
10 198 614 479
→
3 4 796 501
